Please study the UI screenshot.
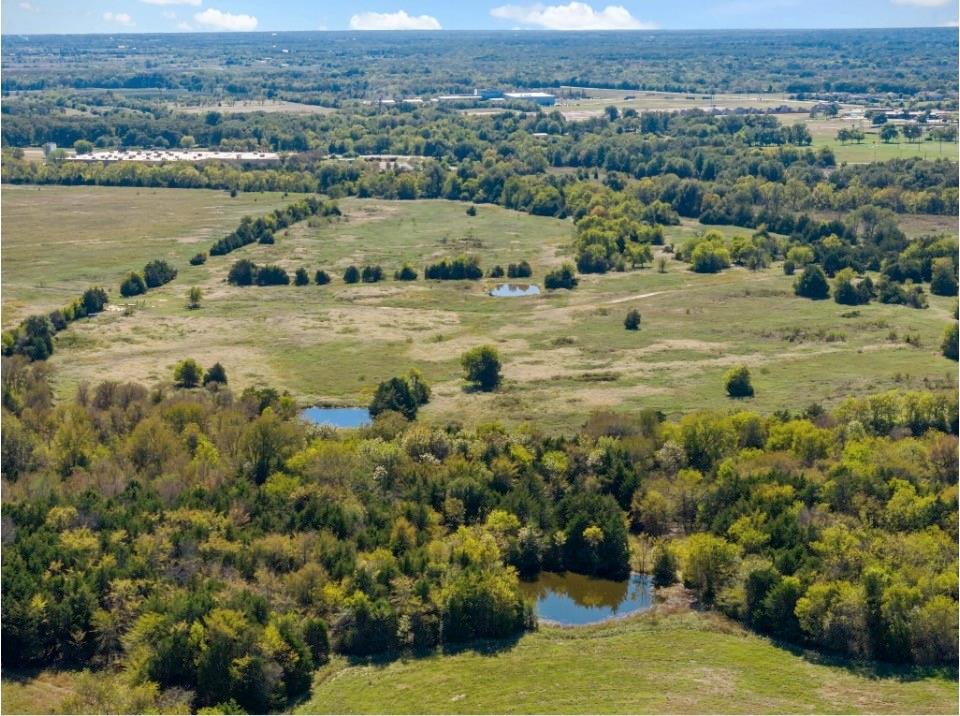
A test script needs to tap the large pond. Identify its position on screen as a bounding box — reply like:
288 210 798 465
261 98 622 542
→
490 283 541 297
301 407 371 428
519 571 653 625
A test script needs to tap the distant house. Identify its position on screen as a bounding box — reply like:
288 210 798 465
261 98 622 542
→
504 91 556 106
42 142 57 155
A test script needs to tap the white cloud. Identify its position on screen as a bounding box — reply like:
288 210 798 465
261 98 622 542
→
19 1 39 11
349 10 442 30
891 0 949 6
103 11 135 27
491 2 655 30
194 8 258 31
142 0 203 6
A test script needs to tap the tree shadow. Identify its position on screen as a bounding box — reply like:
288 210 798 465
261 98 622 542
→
342 632 524 671
771 638 958 684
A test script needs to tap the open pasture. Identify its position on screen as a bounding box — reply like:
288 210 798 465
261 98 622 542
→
167 99 336 115
556 89 816 121
776 112 959 163
3 187 955 432
297 611 957 715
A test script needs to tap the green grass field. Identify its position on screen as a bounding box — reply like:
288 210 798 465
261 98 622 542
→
296 612 957 714
2 186 955 432
776 113 959 163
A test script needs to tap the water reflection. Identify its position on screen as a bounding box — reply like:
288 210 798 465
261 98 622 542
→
301 407 371 428
519 571 653 625
490 283 541 297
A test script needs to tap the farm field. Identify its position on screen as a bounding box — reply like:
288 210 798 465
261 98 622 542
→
554 89 816 121
2 186 955 432
776 112 959 163
167 99 336 115
297 611 957 715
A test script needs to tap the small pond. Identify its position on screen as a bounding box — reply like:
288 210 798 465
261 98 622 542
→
490 283 541 297
301 407 371 428
519 571 653 625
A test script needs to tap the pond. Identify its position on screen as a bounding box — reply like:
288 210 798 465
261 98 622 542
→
301 406 371 428
519 571 653 626
490 283 541 297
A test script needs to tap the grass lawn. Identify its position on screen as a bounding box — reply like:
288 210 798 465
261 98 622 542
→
3 187 956 432
297 611 958 714
1 670 84 715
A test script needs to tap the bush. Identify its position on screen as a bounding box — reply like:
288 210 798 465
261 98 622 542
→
544 262 578 290
370 377 418 420
942 323 958 361
461 345 501 392
624 309 641 331
724 365 754 398
204 362 228 385
783 259 796 276
507 261 532 279
652 546 678 588
930 259 958 297
343 266 360 284
120 272 147 297
794 265 830 300
361 265 383 283
294 268 310 286
143 260 178 288
227 259 257 286
186 286 202 309
174 359 203 388
424 255 483 280
257 230 275 245
466 205 477 216
690 240 731 273
314 270 331 285
81 287 108 315
190 252 207 266
394 264 418 281
489 265 505 278
255 265 290 286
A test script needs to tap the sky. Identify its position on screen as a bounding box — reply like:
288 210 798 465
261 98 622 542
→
2 0 958 34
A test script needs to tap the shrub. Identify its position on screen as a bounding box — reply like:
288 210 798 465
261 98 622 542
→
294 268 310 286
314 270 331 285
489 265 505 278
186 286 202 309
624 309 641 331
424 255 483 280
783 259 796 276
361 265 383 283
652 546 678 588
120 272 147 297
930 259 958 297
466 205 477 216
204 362 228 385
255 265 290 286
794 265 830 300
227 260 257 286
724 365 754 398
190 252 207 266
833 269 869 306
461 345 501 392
257 230 275 245
143 260 178 288
544 262 578 290
942 323 958 361
690 240 731 273
174 358 203 388
81 287 108 315
656 256 668 273
394 264 418 281
370 377 419 420
343 266 360 284
507 261 532 279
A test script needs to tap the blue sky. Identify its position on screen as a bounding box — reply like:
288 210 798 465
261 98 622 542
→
3 0 958 34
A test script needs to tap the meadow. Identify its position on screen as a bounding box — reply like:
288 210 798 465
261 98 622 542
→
297 610 957 715
2 185 955 432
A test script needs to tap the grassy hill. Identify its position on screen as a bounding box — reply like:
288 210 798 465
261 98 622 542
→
298 611 957 715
